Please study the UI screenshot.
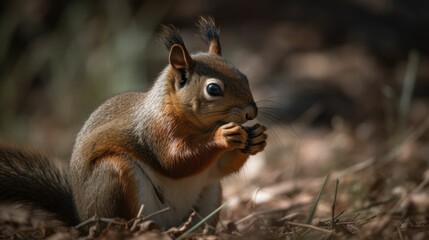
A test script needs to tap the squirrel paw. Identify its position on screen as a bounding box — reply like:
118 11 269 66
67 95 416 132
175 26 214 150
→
242 124 267 155
216 122 248 150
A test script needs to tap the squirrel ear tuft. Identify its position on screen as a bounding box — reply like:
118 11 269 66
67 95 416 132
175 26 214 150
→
169 44 194 70
159 25 185 50
197 16 221 56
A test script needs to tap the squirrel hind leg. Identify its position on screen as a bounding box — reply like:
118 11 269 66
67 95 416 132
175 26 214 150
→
192 182 222 230
73 156 140 222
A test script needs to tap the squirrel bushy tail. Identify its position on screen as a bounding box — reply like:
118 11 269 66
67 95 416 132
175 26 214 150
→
0 145 78 225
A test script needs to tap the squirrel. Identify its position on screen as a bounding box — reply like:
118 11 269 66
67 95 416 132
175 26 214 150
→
0 16 267 230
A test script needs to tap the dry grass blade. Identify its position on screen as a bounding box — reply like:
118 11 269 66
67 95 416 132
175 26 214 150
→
331 179 339 229
141 207 171 221
305 174 330 224
126 206 171 226
177 201 228 240
399 50 419 130
286 221 333 235
75 216 98 229
236 203 307 225
289 174 330 238
130 204 145 231
397 225 404 240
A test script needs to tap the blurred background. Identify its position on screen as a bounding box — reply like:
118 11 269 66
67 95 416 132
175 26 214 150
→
1 0 429 183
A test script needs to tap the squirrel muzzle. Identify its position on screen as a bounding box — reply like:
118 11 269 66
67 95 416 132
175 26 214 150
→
244 102 258 121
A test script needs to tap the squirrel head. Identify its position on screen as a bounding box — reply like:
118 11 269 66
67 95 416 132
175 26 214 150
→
159 16 257 130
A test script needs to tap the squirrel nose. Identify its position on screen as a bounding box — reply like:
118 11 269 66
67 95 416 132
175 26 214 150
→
244 103 258 120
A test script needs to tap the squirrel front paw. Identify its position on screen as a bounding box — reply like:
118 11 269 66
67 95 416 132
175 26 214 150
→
215 122 248 150
242 124 267 155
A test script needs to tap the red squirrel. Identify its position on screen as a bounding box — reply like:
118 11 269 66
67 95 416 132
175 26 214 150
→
0 16 267 229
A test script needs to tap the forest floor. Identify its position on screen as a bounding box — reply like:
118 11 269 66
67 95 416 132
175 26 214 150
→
1 119 429 239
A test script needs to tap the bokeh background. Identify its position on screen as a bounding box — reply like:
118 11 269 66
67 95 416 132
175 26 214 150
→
2 0 429 238
2 0 429 178
1 0 429 156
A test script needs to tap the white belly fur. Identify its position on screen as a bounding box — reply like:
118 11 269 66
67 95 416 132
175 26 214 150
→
132 161 221 228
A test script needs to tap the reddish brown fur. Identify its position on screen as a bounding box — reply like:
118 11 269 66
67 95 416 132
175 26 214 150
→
96 156 140 218
219 151 249 177
144 109 225 178
209 42 221 56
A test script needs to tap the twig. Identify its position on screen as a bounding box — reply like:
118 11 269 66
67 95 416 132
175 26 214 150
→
166 211 196 236
251 187 261 209
331 157 375 179
137 204 145 217
396 226 404 240
354 197 397 213
279 212 302 222
127 206 171 225
130 204 145 231
333 209 345 221
143 207 171 221
355 215 378 227
75 216 97 229
411 177 429 194
99 217 126 226
350 213 360 223
75 216 126 229
285 221 333 235
336 214 377 226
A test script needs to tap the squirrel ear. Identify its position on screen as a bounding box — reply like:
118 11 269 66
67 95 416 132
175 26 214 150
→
208 41 221 56
169 44 194 70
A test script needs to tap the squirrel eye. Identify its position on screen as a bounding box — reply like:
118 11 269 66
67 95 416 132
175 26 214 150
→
206 83 223 97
